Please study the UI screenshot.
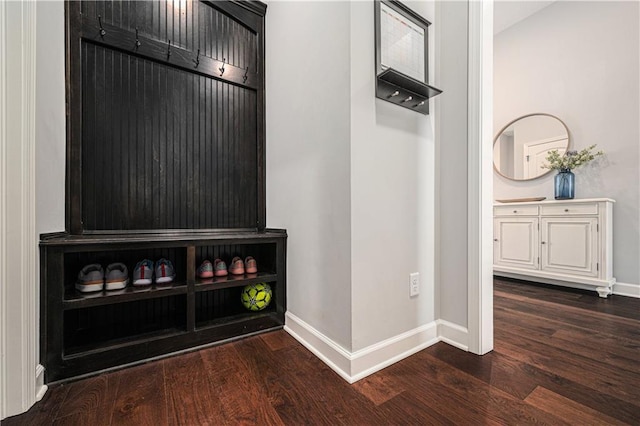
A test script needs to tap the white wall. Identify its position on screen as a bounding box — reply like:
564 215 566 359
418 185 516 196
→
349 0 435 351
494 1 640 286
435 0 469 327
266 1 353 350
36 1 66 236
267 0 438 355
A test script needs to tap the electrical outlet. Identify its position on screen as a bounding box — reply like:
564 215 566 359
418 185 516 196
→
410 272 419 297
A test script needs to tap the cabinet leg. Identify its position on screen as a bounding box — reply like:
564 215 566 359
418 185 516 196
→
596 286 612 298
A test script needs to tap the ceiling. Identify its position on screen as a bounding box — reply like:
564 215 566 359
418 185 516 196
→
494 1 556 35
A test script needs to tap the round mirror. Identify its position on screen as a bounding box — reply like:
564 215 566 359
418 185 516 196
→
494 113 570 181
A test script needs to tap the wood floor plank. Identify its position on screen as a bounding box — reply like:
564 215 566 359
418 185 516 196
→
259 329 299 352
109 361 168 426
424 342 540 400
376 355 509 426
163 351 223 426
54 374 119 421
524 386 626 426
6 279 640 425
351 373 405 406
234 334 387 425
495 279 640 320
429 340 640 425
551 328 640 362
52 407 112 426
495 291 640 341
495 308 640 374
495 303 640 363
409 351 571 425
199 338 284 425
495 332 640 407
230 337 321 425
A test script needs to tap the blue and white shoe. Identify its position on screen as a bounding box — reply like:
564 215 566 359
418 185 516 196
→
155 258 176 284
133 259 154 286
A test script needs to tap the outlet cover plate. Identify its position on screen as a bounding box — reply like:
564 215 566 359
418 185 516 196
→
410 272 419 297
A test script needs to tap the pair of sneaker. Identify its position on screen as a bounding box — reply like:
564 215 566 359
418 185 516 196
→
76 263 129 293
133 258 176 286
197 256 257 278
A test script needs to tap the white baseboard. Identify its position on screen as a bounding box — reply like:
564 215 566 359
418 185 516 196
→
437 319 469 351
284 312 353 382
285 312 440 383
35 365 47 402
349 321 439 383
613 282 640 298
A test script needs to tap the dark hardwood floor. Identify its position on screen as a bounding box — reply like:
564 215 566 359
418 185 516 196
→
4 278 640 425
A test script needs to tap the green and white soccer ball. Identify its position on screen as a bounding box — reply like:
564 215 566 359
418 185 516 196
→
241 283 272 311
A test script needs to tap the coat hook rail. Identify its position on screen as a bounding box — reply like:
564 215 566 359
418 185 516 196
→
135 28 141 49
193 49 200 68
98 15 106 37
219 58 226 76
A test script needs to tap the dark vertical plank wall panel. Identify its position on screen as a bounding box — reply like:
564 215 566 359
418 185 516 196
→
78 0 259 231
80 1 256 71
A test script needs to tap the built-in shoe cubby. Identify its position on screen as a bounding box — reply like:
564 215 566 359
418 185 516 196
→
64 295 187 356
63 247 187 306
41 230 286 383
195 282 278 328
41 0 284 384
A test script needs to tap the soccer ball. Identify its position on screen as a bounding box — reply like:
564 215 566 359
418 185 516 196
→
241 283 272 311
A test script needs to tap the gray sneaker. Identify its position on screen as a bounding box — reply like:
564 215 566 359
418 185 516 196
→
105 263 129 290
76 264 104 293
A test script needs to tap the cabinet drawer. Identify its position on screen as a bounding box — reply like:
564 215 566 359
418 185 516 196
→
494 205 539 216
541 204 598 216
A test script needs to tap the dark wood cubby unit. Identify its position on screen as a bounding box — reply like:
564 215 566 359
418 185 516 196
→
41 230 286 383
41 0 286 384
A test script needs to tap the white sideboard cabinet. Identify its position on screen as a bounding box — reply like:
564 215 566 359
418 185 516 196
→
493 198 615 297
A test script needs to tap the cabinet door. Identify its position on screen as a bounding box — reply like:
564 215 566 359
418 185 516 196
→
494 217 539 270
541 217 598 277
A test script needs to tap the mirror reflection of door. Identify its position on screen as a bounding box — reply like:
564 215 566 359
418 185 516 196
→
523 137 568 179
493 113 570 181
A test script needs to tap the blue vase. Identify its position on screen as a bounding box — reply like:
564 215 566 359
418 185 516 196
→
554 169 575 200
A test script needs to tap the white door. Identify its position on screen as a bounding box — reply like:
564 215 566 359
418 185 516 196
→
541 217 598 277
523 137 568 179
494 217 539 270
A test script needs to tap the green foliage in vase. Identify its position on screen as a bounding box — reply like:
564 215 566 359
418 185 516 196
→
541 144 604 172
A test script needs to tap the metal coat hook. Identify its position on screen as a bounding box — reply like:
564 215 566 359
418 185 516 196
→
389 91 399 98
219 58 226 76
193 49 200 68
414 101 425 108
243 66 249 83
402 96 413 103
135 28 141 49
167 40 172 59
98 15 106 37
